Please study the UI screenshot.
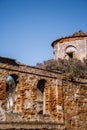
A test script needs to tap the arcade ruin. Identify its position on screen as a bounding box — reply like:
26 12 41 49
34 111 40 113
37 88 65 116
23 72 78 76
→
0 31 87 129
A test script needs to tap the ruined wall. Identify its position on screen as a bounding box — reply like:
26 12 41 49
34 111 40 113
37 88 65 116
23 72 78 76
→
54 38 87 61
0 57 65 130
0 57 87 130
63 78 87 130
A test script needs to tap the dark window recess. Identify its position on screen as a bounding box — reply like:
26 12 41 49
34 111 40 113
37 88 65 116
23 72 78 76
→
67 52 73 58
37 79 46 114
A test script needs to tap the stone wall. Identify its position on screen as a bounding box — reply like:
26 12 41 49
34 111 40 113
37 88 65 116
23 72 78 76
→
62 78 87 130
0 57 65 129
0 57 87 130
53 38 87 61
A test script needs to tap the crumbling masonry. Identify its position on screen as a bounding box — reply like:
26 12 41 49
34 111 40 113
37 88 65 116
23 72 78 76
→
52 31 87 61
0 56 87 130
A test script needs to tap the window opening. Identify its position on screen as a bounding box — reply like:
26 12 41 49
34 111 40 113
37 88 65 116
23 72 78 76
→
67 52 73 59
37 79 46 114
65 45 77 60
6 74 18 111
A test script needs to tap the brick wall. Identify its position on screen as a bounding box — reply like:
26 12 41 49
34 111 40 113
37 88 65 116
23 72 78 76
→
0 57 87 129
63 78 87 130
0 57 65 129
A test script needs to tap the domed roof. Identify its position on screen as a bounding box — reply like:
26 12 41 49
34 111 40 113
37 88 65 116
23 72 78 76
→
72 31 87 36
52 31 87 47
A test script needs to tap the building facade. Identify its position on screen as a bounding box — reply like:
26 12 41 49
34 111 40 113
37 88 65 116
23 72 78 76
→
52 31 87 61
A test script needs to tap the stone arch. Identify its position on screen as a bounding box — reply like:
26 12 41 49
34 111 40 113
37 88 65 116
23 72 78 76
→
6 74 19 112
65 45 77 59
37 79 46 114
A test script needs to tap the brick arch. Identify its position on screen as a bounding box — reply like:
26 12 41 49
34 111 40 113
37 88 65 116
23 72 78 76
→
65 45 77 52
64 45 77 59
37 79 46 93
6 74 19 89
0 57 64 126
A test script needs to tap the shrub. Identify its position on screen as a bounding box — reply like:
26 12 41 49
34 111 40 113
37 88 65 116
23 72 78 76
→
36 58 87 79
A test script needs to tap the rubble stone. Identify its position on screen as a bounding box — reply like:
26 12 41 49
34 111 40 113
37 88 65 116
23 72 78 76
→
0 56 87 130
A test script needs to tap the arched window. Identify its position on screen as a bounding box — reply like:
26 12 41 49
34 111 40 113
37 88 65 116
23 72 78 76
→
65 45 77 59
37 79 46 114
6 74 18 111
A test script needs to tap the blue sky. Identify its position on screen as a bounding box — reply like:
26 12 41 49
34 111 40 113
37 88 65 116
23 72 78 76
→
0 0 87 66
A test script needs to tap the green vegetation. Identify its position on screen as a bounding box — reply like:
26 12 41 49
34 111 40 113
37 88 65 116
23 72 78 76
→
37 58 87 79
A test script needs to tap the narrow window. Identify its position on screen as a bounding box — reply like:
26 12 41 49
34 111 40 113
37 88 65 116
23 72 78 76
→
6 74 18 111
37 79 46 114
